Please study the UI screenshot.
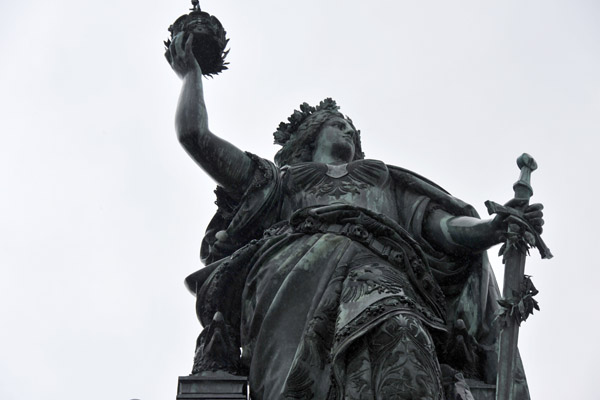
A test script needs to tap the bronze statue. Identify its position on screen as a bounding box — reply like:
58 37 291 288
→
167 30 545 400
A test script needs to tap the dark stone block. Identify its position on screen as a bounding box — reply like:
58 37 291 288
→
176 373 248 400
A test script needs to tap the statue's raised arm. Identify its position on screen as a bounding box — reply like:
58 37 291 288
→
168 33 253 194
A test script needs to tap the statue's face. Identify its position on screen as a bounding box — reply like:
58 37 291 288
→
314 117 356 162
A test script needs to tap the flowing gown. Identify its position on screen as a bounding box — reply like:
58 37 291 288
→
186 156 531 400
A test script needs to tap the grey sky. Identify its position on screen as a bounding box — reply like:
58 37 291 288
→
1 1 599 399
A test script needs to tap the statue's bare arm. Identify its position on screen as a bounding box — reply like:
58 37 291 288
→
424 202 544 255
170 33 254 194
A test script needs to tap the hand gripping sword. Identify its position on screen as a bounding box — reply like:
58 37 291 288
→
485 153 552 400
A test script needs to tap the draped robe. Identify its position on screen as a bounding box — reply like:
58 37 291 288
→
185 155 530 400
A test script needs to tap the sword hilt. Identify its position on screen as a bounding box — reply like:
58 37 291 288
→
485 153 553 259
514 153 537 202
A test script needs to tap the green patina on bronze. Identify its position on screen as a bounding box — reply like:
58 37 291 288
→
166 9 549 399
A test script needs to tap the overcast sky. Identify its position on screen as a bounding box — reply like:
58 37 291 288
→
1 1 599 399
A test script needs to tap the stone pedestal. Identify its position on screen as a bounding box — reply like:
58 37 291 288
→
176 373 248 400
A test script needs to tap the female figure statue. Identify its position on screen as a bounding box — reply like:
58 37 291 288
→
168 34 542 400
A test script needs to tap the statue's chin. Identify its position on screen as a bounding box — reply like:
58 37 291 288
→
330 142 355 163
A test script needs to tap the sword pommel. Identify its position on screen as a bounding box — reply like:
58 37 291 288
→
517 153 537 172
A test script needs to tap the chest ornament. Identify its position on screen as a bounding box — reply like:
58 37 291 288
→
325 163 349 178
307 176 369 199
285 160 387 200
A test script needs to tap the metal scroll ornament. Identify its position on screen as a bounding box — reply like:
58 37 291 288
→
164 0 229 76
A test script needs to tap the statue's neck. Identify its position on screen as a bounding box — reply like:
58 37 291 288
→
312 147 353 165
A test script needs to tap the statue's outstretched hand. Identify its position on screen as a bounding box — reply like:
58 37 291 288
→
486 198 551 259
169 33 201 79
491 199 544 235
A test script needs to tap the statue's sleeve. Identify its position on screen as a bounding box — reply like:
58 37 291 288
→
395 184 476 297
200 153 282 264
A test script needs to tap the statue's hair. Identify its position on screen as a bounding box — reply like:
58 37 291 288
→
273 99 365 167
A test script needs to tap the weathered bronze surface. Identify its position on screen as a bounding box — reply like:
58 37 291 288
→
166 17 547 400
165 1 229 77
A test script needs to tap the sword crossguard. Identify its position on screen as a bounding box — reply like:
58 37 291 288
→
484 201 523 219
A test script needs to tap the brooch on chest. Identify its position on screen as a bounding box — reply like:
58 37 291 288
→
325 164 349 178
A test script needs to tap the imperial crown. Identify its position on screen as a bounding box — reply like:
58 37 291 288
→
164 0 229 76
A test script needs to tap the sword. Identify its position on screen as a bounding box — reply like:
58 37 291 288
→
485 153 552 400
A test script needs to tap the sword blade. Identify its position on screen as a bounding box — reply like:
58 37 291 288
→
496 246 527 400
